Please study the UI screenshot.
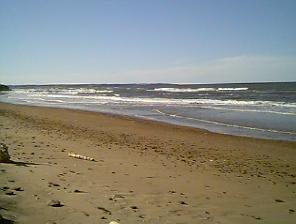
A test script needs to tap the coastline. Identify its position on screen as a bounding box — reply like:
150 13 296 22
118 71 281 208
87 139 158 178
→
0 102 296 223
3 82 296 142
1 101 295 144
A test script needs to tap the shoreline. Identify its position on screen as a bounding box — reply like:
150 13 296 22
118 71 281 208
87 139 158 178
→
1 101 295 144
2 81 296 143
0 102 296 223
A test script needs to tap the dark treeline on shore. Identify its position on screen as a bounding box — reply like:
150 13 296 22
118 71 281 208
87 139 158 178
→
0 84 10 91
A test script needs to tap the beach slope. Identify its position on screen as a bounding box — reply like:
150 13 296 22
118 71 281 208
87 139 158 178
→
0 102 295 223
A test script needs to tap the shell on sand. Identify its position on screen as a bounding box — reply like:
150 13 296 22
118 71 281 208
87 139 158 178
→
68 152 95 161
109 221 120 224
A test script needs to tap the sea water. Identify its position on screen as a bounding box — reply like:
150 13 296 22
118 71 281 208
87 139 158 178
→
1 82 295 141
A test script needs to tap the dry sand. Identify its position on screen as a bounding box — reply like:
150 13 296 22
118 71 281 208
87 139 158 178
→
0 102 295 224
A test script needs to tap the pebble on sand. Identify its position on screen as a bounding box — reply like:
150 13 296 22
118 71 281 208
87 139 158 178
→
109 221 120 224
47 200 64 207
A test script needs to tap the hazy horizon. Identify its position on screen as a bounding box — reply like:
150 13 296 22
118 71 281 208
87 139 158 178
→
1 0 296 85
3 80 295 86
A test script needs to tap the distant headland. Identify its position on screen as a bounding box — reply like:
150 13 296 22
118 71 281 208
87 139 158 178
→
0 84 10 91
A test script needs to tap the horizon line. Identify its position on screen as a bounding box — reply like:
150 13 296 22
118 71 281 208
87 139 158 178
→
4 80 296 86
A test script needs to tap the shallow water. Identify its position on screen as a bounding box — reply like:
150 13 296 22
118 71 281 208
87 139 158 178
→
1 82 295 141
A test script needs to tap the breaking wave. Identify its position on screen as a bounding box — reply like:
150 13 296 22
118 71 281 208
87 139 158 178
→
13 88 113 95
1 82 295 141
217 87 248 91
150 87 248 92
10 92 296 109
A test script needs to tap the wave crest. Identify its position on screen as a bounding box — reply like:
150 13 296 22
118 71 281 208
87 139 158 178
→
150 87 248 92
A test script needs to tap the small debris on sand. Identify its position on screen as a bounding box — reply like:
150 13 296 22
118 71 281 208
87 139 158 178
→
5 191 16 196
97 206 112 215
73 189 86 193
48 182 60 187
47 200 64 207
12 187 24 191
68 152 95 161
179 201 188 205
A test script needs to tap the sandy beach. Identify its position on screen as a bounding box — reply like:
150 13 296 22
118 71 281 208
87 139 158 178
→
0 102 295 224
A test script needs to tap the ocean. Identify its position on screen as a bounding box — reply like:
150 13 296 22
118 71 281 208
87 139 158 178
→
0 82 295 141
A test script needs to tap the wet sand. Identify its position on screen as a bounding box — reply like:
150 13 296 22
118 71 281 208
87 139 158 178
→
0 102 295 224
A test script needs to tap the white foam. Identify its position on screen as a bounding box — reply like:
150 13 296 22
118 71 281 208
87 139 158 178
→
69 88 113 94
217 87 248 91
198 106 296 116
12 88 113 95
6 87 296 114
52 95 295 108
153 109 296 136
150 87 248 92
10 91 296 109
150 88 216 92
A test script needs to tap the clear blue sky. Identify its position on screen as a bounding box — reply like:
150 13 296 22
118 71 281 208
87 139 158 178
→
1 0 295 84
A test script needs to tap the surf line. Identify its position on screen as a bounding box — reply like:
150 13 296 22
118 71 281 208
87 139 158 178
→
153 109 296 136
197 106 296 116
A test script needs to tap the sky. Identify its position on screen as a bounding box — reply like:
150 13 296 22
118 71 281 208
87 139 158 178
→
0 0 296 84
